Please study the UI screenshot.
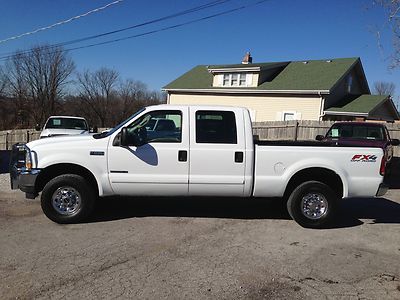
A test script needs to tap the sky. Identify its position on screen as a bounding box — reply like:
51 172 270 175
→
0 0 398 101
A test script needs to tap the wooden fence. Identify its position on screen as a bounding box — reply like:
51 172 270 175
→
252 120 332 141
2 121 400 155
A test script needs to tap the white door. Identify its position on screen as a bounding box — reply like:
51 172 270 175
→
107 108 189 196
188 107 246 196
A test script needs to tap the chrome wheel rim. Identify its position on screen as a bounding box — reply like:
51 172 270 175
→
301 192 328 220
51 186 82 216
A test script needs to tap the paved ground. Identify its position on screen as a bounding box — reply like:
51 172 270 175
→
1 174 400 299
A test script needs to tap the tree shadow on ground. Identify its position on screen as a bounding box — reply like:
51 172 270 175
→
337 197 400 225
89 195 400 229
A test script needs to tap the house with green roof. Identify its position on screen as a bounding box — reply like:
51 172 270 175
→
163 54 399 122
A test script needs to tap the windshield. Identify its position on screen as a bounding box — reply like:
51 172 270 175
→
93 108 146 139
326 124 385 141
45 117 88 130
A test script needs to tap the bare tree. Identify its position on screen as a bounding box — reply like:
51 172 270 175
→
4 53 30 127
0 66 7 96
0 67 12 130
374 81 396 95
374 1 400 68
77 67 119 127
6 45 75 126
118 79 149 120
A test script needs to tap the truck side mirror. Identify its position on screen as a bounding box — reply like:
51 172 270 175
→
315 135 324 141
121 127 129 146
91 126 98 133
391 138 400 146
35 124 41 131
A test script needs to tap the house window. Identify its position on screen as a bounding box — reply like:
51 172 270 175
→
223 74 230 86
283 112 295 121
231 74 238 86
222 73 248 87
239 73 246 86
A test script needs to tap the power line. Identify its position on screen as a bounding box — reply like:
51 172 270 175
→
57 0 232 48
0 0 231 58
0 0 124 45
0 0 270 62
63 1 270 52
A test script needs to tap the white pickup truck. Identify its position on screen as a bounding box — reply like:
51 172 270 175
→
10 105 388 228
37 116 90 138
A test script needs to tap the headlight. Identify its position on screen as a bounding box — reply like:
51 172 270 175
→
25 150 32 170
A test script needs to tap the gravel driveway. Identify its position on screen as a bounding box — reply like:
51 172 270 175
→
1 174 400 299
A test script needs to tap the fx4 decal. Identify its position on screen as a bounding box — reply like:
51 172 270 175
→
351 154 377 162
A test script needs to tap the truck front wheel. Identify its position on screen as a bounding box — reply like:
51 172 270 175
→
41 174 95 224
287 181 338 228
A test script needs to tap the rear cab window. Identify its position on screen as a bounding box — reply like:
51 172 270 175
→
45 118 88 130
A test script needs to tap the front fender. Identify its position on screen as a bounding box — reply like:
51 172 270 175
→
36 151 112 197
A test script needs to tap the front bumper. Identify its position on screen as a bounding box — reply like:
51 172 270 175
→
11 170 40 198
9 143 40 199
376 183 389 197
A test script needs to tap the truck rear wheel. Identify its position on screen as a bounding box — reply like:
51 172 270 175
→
287 181 337 228
41 174 95 224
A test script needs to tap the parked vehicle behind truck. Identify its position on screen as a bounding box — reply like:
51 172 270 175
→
316 122 399 170
37 116 90 139
10 105 388 228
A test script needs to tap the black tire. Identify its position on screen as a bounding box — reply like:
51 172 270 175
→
41 174 95 224
287 181 338 229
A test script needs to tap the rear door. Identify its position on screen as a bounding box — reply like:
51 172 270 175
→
188 107 246 196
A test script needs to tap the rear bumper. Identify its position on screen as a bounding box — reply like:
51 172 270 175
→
376 183 389 197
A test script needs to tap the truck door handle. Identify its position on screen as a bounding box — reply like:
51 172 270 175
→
178 150 187 162
235 151 244 163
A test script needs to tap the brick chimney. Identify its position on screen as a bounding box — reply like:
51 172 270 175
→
242 52 252 64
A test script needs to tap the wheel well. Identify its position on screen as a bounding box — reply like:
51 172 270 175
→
36 164 99 195
284 168 343 199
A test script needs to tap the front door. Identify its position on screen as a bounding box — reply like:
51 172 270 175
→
107 108 189 196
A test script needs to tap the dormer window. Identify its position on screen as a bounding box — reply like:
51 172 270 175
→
347 75 353 93
222 73 248 87
239 74 246 86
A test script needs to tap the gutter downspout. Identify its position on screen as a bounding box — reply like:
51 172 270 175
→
167 93 171 104
318 91 326 120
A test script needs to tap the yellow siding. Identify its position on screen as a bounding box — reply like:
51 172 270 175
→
169 94 323 121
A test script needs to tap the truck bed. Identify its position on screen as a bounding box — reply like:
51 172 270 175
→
254 139 383 148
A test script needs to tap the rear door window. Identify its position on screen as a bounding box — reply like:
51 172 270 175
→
195 111 237 144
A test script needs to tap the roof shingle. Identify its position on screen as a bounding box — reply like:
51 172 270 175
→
163 57 360 91
326 95 388 113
